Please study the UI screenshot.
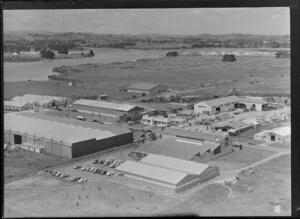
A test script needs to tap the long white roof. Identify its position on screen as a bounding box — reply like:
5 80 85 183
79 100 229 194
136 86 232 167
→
140 154 209 175
73 99 140 112
270 126 291 137
116 160 188 185
5 94 66 108
4 114 115 145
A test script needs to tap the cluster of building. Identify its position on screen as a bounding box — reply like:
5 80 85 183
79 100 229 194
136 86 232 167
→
116 127 228 193
4 94 67 111
4 50 40 58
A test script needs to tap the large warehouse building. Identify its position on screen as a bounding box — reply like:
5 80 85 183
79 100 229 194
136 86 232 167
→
131 137 232 163
194 95 268 115
4 112 133 158
72 99 144 118
116 154 219 193
127 83 168 94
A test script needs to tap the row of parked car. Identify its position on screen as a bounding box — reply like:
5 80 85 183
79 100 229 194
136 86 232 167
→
74 164 114 176
92 157 123 169
45 169 88 183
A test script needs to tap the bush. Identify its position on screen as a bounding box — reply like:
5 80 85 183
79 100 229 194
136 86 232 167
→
222 54 236 62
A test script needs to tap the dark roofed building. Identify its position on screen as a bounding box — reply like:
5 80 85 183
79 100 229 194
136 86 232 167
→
127 83 168 94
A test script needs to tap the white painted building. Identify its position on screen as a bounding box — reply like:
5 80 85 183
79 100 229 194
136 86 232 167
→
194 96 268 115
254 126 291 144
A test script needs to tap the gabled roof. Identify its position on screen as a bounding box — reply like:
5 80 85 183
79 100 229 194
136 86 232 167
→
116 160 189 185
270 126 291 137
73 99 142 112
128 83 164 91
140 154 209 175
135 138 219 160
196 95 267 107
197 96 239 107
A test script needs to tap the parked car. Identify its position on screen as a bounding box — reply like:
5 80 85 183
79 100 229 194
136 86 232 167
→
248 141 256 145
93 159 99 164
106 171 114 176
74 164 81 169
70 176 77 182
118 173 124 177
77 178 85 183
81 166 87 171
98 160 104 164
55 172 61 177
86 167 90 171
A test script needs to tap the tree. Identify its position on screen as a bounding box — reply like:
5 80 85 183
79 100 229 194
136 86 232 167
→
40 49 55 59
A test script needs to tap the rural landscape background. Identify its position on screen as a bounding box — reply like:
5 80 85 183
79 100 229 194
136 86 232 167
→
4 8 291 217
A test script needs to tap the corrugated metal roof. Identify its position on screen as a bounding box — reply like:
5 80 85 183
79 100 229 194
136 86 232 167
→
11 94 67 105
270 126 291 137
198 96 239 106
73 99 141 112
214 121 249 129
128 83 162 91
116 160 188 185
140 154 209 175
4 114 116 145
196 95 267 107
135 138 218 160
17 111 132 135
161 128 226 142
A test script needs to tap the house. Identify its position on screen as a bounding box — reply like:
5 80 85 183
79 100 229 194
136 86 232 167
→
72 99 144 118
98 94 110 101
254 126 291 144
141 114 187 127
127 83 168 94
194 96 268 115
141 114 170 127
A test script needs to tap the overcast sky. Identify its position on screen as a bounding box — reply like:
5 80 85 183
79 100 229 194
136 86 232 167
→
4 8 290 35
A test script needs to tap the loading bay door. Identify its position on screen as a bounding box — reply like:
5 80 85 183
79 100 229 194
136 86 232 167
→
14 134 22 144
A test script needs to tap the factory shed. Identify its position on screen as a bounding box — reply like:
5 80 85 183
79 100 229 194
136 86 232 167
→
117 156 219 193
254 126 291 144
4 113 133 158
72 99 144 118
161 128 227 145
213 121 252 136
127 83 168 94
116 160 200 193
131 137 231 163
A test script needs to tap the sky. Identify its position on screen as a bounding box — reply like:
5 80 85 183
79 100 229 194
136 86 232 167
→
4 8 290 35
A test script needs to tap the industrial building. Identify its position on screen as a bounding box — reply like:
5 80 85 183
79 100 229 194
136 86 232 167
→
194 95 268 115
213 120 252 136
141 114 187 127
4 94 67 111
131 136 232 163
72 99 144 118
127 83 168 94
4 113 133 159
160 128 229 146
254 126 291 144
116 155 219 193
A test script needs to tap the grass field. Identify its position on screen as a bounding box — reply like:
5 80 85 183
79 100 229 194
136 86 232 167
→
4 148 69 184
4 55 290 100
206 147 276 171
5 153 290 217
